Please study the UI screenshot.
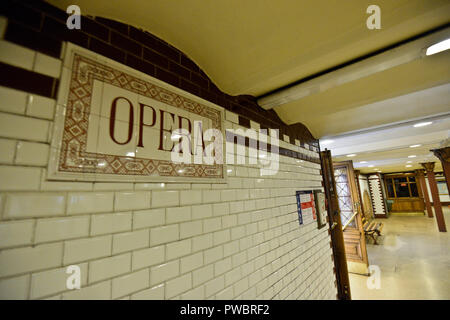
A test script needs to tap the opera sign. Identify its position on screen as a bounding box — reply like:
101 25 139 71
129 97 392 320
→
48 43 226 182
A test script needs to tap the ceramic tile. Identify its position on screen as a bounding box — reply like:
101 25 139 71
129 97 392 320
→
0 138 16 164
26 94 56 120
0 40 35 70
0 112 49 142
0 86 28 114
3 192 65 218
33 53 62 78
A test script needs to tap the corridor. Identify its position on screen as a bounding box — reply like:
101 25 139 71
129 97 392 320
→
349 207 450 299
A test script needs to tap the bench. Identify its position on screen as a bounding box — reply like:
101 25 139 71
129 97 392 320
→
361 216 383 245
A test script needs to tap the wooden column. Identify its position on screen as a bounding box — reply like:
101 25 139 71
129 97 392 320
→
431 147 450 196
416 169 433 218
320 150 351 300
354 170 364 217
421 162 446 232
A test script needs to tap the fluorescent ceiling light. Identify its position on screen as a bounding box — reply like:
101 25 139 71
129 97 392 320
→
410 144 421 148
368 165 374 168
407 161 412 163
346 154 357 157
426 38 450 56
413 121 432 128
408 155 417 158
360 161 368 164
406 165 412 167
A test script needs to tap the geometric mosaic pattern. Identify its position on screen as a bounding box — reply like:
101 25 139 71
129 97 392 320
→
59 53 224 179
334 167 356 227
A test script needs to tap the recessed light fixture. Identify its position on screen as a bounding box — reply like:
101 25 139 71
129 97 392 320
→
321 139 334 145
406 165 412 168
346 154 357 157
368 165 375 168
126 152 135 157
360 161 368 164
408 155 417 158
407 161 412 163
413 121 432 128
426 38 450 56
409 144 421 148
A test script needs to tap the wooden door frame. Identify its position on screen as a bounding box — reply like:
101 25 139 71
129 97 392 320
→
354 170 364 218
333 160 369 273
320 150 351 300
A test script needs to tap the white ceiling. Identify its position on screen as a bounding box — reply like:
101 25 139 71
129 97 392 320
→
322 107 450 173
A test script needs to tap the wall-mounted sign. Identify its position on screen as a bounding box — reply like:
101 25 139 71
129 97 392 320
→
314 190 327 229
49 44 226 182
296 190 317 225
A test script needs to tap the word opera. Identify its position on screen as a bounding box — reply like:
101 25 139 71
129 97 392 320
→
48 44 227 182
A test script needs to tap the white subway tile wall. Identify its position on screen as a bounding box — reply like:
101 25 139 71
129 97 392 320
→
0 41 335 300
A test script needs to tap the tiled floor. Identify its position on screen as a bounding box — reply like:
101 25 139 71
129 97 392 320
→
349 206 450 300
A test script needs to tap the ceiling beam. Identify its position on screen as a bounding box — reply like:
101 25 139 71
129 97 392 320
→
257 26 450 110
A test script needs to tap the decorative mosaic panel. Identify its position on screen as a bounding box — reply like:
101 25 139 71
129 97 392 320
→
48 44 226 182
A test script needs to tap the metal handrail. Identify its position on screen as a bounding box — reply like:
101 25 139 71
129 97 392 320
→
342 211 358 231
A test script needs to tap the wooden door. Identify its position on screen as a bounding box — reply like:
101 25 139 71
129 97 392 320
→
320 150 351 299
333 161 369 275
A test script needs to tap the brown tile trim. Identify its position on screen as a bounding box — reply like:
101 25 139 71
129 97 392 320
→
225 131 321 164
0 59 319 164
2 0 319 148
0 59 320 165
4 21 62 58
0 62 57 98
238 116 251 128
374 214 387 218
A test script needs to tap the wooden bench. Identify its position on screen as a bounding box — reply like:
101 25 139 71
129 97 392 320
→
361 216 383 245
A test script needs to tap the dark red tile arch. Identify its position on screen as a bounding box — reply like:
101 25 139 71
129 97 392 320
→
1 0 319 148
